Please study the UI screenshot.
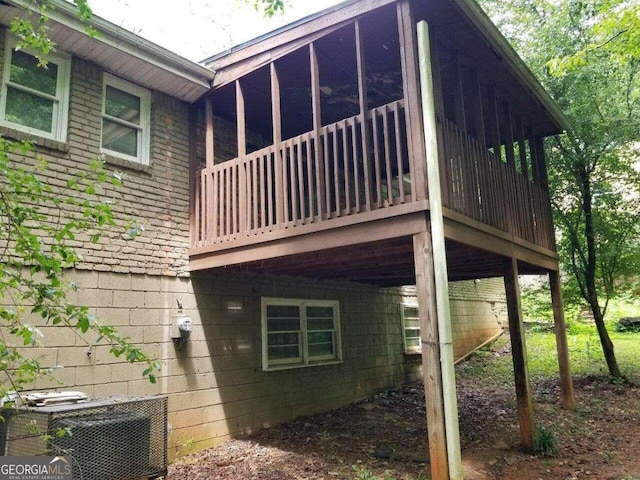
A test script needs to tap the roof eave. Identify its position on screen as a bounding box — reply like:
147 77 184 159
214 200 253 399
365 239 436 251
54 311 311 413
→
3 0 215 101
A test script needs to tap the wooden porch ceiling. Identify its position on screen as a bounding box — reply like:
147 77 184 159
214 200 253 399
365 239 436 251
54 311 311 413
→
221 235 550 287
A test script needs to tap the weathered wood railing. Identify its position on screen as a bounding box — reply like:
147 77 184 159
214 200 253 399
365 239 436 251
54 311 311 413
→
440 117 555 251
192 99 414 248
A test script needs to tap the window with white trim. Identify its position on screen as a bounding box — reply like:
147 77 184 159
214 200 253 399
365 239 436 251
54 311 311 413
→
0 36 70 141
261 298 342 371
402 304 421 353
101 74 150 165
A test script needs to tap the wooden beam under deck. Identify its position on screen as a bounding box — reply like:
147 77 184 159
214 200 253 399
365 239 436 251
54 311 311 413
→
190 208 559 287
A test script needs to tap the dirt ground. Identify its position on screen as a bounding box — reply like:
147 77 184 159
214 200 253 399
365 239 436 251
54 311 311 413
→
169 351 640 480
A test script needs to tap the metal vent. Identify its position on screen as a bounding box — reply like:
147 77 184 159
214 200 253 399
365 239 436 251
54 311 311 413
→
0 395 167 480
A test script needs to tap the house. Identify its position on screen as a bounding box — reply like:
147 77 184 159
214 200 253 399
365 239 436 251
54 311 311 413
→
0 0 574 478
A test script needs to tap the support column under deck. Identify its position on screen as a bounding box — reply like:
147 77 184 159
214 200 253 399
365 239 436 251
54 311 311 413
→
413 231 449 480
503 257 535 452
549 270 575 410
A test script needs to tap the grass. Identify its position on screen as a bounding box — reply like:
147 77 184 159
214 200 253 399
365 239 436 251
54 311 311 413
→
457 323 640 385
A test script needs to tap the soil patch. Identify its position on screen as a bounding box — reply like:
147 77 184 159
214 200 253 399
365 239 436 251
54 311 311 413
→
169 374 640 479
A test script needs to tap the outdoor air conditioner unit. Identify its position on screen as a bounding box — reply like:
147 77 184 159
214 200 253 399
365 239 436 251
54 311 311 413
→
0 394 167 480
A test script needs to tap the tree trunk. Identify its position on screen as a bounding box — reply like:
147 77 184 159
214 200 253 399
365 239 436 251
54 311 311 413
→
581 169 622 378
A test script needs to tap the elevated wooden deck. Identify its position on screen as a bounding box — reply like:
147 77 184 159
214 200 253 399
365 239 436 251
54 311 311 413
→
188 0 562 284
189 101 558 281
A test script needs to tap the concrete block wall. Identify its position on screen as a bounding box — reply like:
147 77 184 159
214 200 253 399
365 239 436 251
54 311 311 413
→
6 270 505 458
400 279 506 360
12 270 418 457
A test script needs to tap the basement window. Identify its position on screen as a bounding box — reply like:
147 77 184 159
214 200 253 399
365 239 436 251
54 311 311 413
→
402 304 421 354
261 298 342 371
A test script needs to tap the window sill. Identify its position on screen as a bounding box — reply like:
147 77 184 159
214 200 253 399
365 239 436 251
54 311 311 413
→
404 351 422 362
263 360 343 372
0 126 69 153
102 153 152 174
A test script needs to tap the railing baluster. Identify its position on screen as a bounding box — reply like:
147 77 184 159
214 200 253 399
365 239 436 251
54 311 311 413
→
349 117 360 213
322 128 331 219
305 133 314 222
392 102 405 203
331 125 340 217
194 172 201 246
382 107 394 206
287 143 296 225
267 150 273 229
341 119 350 215
372 109 382 208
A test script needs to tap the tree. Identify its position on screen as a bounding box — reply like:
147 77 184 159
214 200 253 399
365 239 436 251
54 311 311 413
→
479 0 640 377
248 0 287 17
0 0 162 404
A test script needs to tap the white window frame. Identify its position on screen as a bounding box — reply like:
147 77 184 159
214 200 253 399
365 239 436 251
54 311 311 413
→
261 297 342 371
0 34 70 142
401 303 421 354
101 73 151 165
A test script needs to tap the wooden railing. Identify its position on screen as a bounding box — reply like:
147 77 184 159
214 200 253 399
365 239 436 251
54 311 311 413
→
192 99 414 248
440 117 555 251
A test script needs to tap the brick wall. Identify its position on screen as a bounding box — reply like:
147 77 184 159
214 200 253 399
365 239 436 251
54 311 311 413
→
0 28 192 276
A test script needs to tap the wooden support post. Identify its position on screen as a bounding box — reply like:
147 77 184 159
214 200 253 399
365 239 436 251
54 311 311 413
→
503 101 515 168
470 69 485 146
426 29 450 208
271 63 284 226
516 116 529 179
452 50 467 134
488 86 502 160
503 257 535 452
310 42 327 218
549 270 575 410
417 21 463 480
527 129 541 185
534 136 549 191
205 96 215 169
188 103 198 246
236 80 247 234
397 0 427 201
355 21 374 210
413 231 449 480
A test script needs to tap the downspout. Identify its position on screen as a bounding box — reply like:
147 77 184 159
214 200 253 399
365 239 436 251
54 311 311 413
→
416 21 464 480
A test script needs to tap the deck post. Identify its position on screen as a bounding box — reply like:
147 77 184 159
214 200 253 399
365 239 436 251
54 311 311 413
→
452 50 467 134
310 43 327 219
469 69 485 146
487 86 502 161
188 103 198 247
270 63 284 226
549 270 575 410
205 96 215 169
503 257 535 452
516 116 529 179
417 20 463 480
236 80 247 234
397 1 427 202
413 231 449 480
